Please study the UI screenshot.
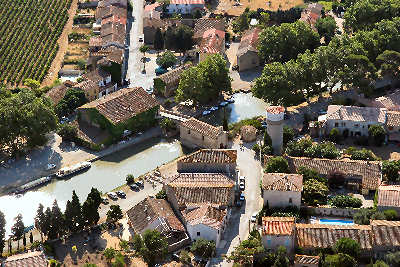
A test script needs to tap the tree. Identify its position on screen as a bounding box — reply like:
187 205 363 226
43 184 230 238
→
119 240 130 253
155 189 167 199
176 54 231 104
23 233 26 248
175 25 193 54
180 250 191 264
353 208 373 225
324 253 357 267
156 51 177 69
132 229 168 266
55 88 88 118
372 260 389 267
107 205 123 223
263 131 272 146
273 246 289 267
35 204 45 241
139 45 150 72
232 9 249 33
382 160 400 182
191 238 216 259
113 252 125 267
42 207 52 238
302 179 328 205
57 123 78 142
368 124 386 146
329 128 341 142
49 200 64 240
329 195 362 208
264 156 289 173
0 211 5 256
283 126 294 145
376 50 400 79
64 190 82 233
23 78 40 94
126 174 135 184
226 235 264 266
258 21 320 63
153 28 164 53
297 166 326 183
334 238 361 258
384 209 398 220
103 247 116 263
316 16 337 44
386 251 400 267
29 232 33 244
11 214 24 250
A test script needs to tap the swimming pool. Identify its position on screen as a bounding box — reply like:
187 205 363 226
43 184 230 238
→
319 219 354 225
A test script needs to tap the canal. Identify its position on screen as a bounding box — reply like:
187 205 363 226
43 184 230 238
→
0 92 268 235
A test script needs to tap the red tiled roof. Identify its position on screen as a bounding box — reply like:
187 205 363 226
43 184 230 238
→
193 19 224 39
377 185 400 207
262 217 295 236
371 220 400 248
89 36 103 47
170 0 204 4
3 251 47 267
200 28 225 54
180 118 224 140
183 204 226 230
373 89 400 111
266 106 284 114
387 111 400 127
237 27 261 56
145 2 161 11
178 149 237 164
82 68 110 83
326 105 387 124
79 87 159 124
262 173 303 192
295 255 320 265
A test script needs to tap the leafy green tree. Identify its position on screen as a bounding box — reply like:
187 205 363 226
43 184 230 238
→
273 246 289 267
376 50 400 79
316 16 337 44
286 138 312 157
180 250 191 264
191 238 216 259
11 214 24 250
24 78 40 94
176 54 231 104
258 21 320 63
154 28 164 53
29 232 33 244
297 166 326 183
175 25 193 54
156 51 177 69
107 205 123 223
226 234 264 266
302 179 328 205
82 188 102 227
384 209 398 220
34 204 45 241
329 195 362 208
64 190 82 233
232 9 250 33
353 208 373 225
324 253 357 267
372 260 389 267
382 160 400 182
119 240 130 253
42 207 52 238
329 128 341 142
126 174 135 184
0 211 5 256
283 126 295 145
385 251 400 267
334 238 361 259
55 88 88 118
57 123 78 142
368 124 386 146
263 131 272 146
103 247 116 263
264 156 289 173
113 252 125 267
133 229 168 266
140 45 150 71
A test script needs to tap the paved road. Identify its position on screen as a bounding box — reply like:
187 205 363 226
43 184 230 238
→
210 139 263 266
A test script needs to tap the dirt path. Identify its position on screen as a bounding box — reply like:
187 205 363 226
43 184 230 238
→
41 0 79 87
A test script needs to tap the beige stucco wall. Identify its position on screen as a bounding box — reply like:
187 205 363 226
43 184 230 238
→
262 234 294 254
180 125 228 149
326 119 381 136
262 190 301 208
237 51 260 72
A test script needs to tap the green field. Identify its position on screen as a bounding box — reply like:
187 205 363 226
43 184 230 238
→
0 0 72 86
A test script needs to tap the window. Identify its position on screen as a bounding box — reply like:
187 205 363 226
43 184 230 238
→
334 122 339 127
188 130 190 134
267 239 271 246
202 135 204 141
217 230 219 234
284 239 289 246
197 232 200 236
289 198 292 204
354 124 359 127
341 122 346 127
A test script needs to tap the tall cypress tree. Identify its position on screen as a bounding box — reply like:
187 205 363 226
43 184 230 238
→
64 200 74 233
154 28 164 54
0 210 6 256
49 200 64 240
35 204 45 241
11 214 24 250
42 207 52 239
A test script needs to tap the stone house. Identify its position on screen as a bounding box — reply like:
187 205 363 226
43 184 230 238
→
177 149 237 174
144 2 162 19
261 217 296 254
153 63 192 97
261 173 303 208
321 105 387 137
2 251 48 267
377 185 400 213
193 19 225 43
299 3 323 30
164 172 235 212
126 197 189 251
143 18 167 44
370 220 400 258
100 22 126 49
294 255 320 267
77 87 159 137
180 118 228 149
74 68 117 101
198 28 225 62
237 27 261 72
166 0 205 15
182 204 230 247
373 90 400 111
386 111 400 142
98 0 128 8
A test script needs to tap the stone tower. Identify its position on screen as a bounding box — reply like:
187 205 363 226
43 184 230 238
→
266 106 284 155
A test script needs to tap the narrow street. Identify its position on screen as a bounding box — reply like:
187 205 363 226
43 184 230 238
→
211 139 263 266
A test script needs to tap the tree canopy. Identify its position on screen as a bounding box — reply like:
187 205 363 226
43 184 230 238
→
133 229 168 266
302 179 329 206
55 88 88 118
164 25 193 53
176 54 231 104
156 51 177 69
334 238 361 258
264 156 289 173
107 205 123 223
191 238 216 259
316 16 338 44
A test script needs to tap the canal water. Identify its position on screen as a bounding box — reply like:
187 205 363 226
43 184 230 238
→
0 92 268 235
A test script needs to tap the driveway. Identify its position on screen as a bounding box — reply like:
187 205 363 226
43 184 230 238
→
210 139 263 266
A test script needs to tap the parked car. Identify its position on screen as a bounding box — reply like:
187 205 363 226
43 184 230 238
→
232 65 239 71
130 184 139 191
172 253 180 261
251 212 258 223
107 192 118 200
46 163 56 170
116 190 126 198
136 180 144 187
239 176 245 183
239 182 245 191
155 66 168 75
139 36 143 42
239 193 245 201
102 197 109 205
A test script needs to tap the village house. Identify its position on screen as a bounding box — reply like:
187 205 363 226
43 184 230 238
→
237 27 261 72
299 3 323 30
385 111 400 142
261 217 296 254
261 173 303 208
166 0 205 15
193 19 225 43
294 255 320 267
77 87 159 137
144 2 162 19
97 0 127 8
100 22 126 48
371 220 400 258
44 80 76 105
372 90 400 111
143 18 167 44
2 250 48 267
126 197 190 251
164 172 235 212
321 105 387 137
74 68 117 101
377 185 400 213
198 28 225 62
177 149 237 174
153 63 192 97
182 203 229 247
279 155 382 194
180 118 228 149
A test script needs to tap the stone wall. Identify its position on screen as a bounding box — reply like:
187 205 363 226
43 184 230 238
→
304 206 359 218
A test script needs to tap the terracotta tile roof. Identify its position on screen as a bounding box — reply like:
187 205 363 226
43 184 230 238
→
97 5 127 20
262 217 295 236
102 14 127 25
143 18 167 29
95 47 124 64
74 80 99 93
180 118 224 140
295 255 320 265
3 251 47 267
145 2 161 11
45 82 75 105
283 156 382 190
199 28 225 54
387 111 400 127
371 220 400 248
194 19 225 39
326 105 387 124
183 204 226 230
377 185 400 207
79 87 160 124
373 89 400 111
237 27 261 57
266 106 285 114
295 223 373 250
170 0 204 5
98 0 127 8
178 149 237 164
126 197 185 234
262 173 303 192
166 173 234 207
89 36 103 47
157 63 192 85
82 68 110 83
101 22 126 46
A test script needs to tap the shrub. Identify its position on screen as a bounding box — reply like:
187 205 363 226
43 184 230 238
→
368 124 386 146
252 143 260 154
229 117 263 137
191 238 215 259
382 160 400 182
57 123 78 142
353 208 374 225
302 179 329 206
384 209 398 220
125 174 135 184
329 195 362 208
297 166 327 183
334 238 361 258
283 126 295 145
286 138 312 157
329 128 341 142
155 189 167 199
261 145 273 156
345 147 379 161
264 156 289 173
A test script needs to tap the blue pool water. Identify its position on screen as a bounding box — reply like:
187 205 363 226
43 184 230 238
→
319 219 354 225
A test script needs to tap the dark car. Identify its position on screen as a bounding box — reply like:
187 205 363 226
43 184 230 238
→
130 184 139 191
232 65 239 71
155 67 168 75
172 253 180 261
116 190 126 198
136 180 144 187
